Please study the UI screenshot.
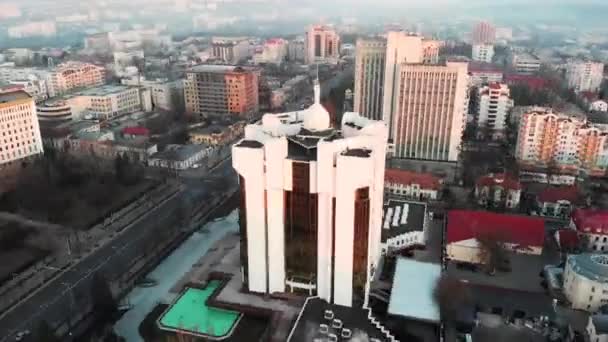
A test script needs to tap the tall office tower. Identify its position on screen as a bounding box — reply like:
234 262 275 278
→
184 65 259 121
472 21 496 45
391 62 469 161
354 38 387 120
565 61 604 92
304 24 340 65
0 91 43 167
381 32 424 134
233 82 388 308
477 83 513 139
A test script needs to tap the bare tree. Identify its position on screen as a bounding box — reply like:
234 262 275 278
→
433 274 472 323
477 231 509 274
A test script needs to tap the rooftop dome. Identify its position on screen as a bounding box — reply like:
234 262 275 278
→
302 81 330 131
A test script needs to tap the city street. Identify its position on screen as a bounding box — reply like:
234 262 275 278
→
0 157 237 341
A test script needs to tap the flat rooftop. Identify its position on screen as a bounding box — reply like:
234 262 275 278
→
0 90 31 103
150 144 207 161
388 258 441 324
188 64 255 73
158 280 241 339
287 297 393 342
382 200 426 241
71 85 133 97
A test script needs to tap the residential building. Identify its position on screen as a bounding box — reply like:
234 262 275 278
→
446 211 545 264
255 38 288 65
391 61 469 161
564 253 608 312
121 77 183 111
354 38 386 121
184 65 259 121
468 62 504 86
304 25 340 65
590 100 608 112
84 32 112 53
384 168 442 201
510 52 541 75
148 144 212 170
571 209 608 253
232 81 388 307
472 21 496 45
8 21 56 38
515 109 608 176
587 314 608 342
188 121 246 146
67 85 142 120
472 44 495 63
475 173 521 209
287 39 305 62
211 39 251 64
0 90 44 166
477 83 513 139
566 61 604 93
536 186 579 218
381 200 428 255
46 62 106 97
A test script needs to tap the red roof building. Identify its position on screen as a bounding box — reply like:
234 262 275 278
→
384 168 443 201
555 229 579 251
538 186 579 204
476 173 521 190
122 126 150 136
505 74 551 91
446 210 545 263
572 209 608 235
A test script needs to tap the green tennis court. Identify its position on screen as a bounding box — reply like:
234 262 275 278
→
158 280 240 338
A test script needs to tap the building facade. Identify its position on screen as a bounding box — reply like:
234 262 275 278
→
572 209 608 253
0 91 43 167
566 61 604 93
184 65 259 121
475 173 521 209
472 44 495 63
564 253 608 312
510 52 541 75
46 62 106 98
515 109 608 176
232 82 388 308
354 38 386 121
189 121 246 146
304 25 340 65
256 38 288 65
384 168 442 201
211 40 251 64
391 62 469 161
472 21 496 45
468 62 504 86
36 99 73 123
477 83 513 139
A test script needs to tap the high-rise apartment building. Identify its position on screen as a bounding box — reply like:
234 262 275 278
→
472 44 495 63
565 61 604 93
516 109 608 176
391 62 469 161
0 90 43 166
184 65 259 121
477 83 513 139
354 38 386 121
304 25 340 65
472 21 496 45
233 82 388 308
46 62 106 98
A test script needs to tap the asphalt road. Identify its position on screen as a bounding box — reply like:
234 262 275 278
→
0 157 237 341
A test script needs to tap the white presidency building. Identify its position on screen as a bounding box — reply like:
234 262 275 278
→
232 81 388 308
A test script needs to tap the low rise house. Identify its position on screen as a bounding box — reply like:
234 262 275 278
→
384 168 443 201
571 209 608 252
587 314 608 342
446 210 545 264
536 186 579 218
564 253 608 312
148 144 212 170
475 173 521 209
381 200 428 255
188 120 246 146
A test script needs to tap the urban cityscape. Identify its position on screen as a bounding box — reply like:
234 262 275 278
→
1 0 608 341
